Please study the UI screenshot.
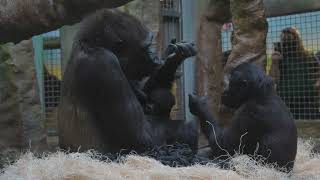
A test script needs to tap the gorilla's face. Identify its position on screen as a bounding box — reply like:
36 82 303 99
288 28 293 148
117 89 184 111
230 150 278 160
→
78 9 161 81
222 74 249 109
221 64 256 109
107 30 161 80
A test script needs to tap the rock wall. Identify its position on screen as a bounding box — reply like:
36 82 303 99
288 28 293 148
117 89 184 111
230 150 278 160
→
0 44 22 167
122 0 162 51
0 40 46 167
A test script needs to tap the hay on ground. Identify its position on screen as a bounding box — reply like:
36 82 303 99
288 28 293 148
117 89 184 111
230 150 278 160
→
1 140 320 180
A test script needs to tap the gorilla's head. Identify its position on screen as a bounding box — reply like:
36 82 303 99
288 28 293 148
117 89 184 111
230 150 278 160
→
221 63 273 109
76 9 162 80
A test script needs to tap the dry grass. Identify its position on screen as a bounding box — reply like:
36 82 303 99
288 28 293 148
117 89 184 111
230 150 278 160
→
1 139 320 180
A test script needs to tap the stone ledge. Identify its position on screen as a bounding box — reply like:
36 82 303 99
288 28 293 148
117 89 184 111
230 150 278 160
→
296 120 320 139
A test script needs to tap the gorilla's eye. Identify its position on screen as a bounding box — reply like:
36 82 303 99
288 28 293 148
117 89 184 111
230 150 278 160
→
112 40 125 53
117 39 123 45
230 79 247 91
238 80 248 88
115 40 124 48
241 79 248 85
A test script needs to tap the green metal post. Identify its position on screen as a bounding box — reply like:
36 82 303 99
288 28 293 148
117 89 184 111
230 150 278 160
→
32 36 45 113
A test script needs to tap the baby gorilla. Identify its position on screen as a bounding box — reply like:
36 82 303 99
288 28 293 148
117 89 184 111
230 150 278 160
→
189 63 297 172
134 40 199 151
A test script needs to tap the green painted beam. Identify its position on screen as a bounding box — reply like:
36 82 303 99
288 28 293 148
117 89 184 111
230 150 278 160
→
32 36 45 113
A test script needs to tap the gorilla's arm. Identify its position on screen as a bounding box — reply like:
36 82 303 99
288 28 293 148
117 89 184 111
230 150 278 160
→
143 42 196 94
129 80 148 106
188 95 220 140
189 94 244 157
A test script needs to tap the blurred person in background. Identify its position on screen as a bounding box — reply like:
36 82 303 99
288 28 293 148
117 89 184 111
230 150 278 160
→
269 27 320 120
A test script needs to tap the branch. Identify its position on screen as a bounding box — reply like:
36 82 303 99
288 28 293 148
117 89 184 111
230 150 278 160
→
0 0 133 43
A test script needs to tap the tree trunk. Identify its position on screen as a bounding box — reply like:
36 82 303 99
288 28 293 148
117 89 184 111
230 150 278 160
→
196 0 232 125
0 0 132 44
197 0 267 125
224 0 268 74
196 16 223 120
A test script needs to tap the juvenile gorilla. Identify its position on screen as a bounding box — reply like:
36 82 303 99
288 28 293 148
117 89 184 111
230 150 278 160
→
142 40 199 151
58 9 197 154
189 63 297 172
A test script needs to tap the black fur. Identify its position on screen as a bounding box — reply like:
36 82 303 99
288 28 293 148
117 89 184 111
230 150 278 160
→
58 9 198 154
189 63 297 172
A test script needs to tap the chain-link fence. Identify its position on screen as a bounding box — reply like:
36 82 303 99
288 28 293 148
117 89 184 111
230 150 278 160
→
222 11 320 120
42 30 61 139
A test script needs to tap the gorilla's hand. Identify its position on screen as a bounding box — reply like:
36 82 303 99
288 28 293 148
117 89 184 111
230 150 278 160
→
176 42 197 58
189 94 208 116
164 38 178 57
165 39 197 59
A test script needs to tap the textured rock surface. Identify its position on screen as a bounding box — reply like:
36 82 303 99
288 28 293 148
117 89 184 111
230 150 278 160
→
0 40 46 167
0 44 22 167
0 0 132 43
7 40 46 152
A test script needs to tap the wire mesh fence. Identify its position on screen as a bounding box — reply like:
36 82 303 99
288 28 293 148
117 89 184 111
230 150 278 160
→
42 30 61 137
222 11 320 120
160 0 180 12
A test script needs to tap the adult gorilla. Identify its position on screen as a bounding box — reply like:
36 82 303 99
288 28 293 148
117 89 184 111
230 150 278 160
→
189 63 297 172
58 9 197 154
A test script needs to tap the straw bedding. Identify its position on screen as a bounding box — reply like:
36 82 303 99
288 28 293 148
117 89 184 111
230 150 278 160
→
1 140 320 180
